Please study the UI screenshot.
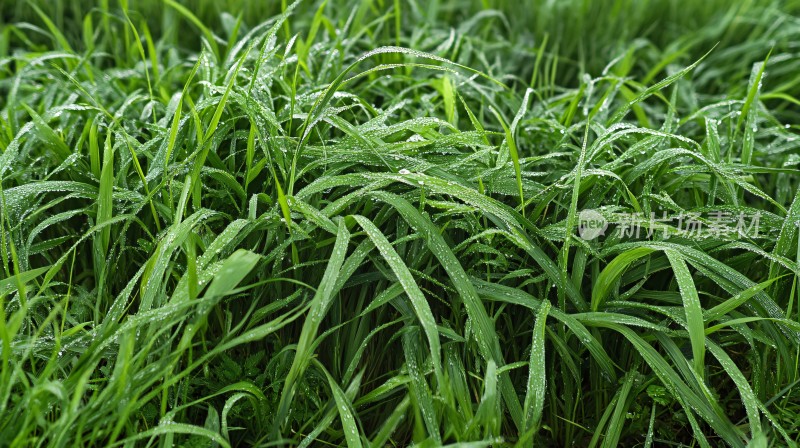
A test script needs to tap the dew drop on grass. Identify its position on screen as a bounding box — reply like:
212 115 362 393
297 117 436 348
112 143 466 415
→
398 168 411 174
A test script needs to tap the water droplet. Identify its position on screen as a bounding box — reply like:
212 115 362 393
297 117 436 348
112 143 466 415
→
399 168 411 175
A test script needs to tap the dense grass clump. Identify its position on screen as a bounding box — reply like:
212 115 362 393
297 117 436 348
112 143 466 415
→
2 0 800 446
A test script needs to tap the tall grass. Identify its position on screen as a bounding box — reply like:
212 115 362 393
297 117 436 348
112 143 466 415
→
1 0 800 446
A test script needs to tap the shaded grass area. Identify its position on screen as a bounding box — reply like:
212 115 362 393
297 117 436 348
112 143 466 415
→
1 0 800 446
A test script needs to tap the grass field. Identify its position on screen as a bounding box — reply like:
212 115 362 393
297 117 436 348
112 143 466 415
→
2 0 800 446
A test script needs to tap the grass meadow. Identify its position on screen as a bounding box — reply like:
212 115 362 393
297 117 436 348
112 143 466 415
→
2 0 800 446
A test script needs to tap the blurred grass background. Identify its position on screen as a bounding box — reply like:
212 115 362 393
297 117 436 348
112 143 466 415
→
4 0 800 88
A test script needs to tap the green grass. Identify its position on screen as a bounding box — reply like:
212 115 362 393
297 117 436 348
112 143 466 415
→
2 0 800 446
